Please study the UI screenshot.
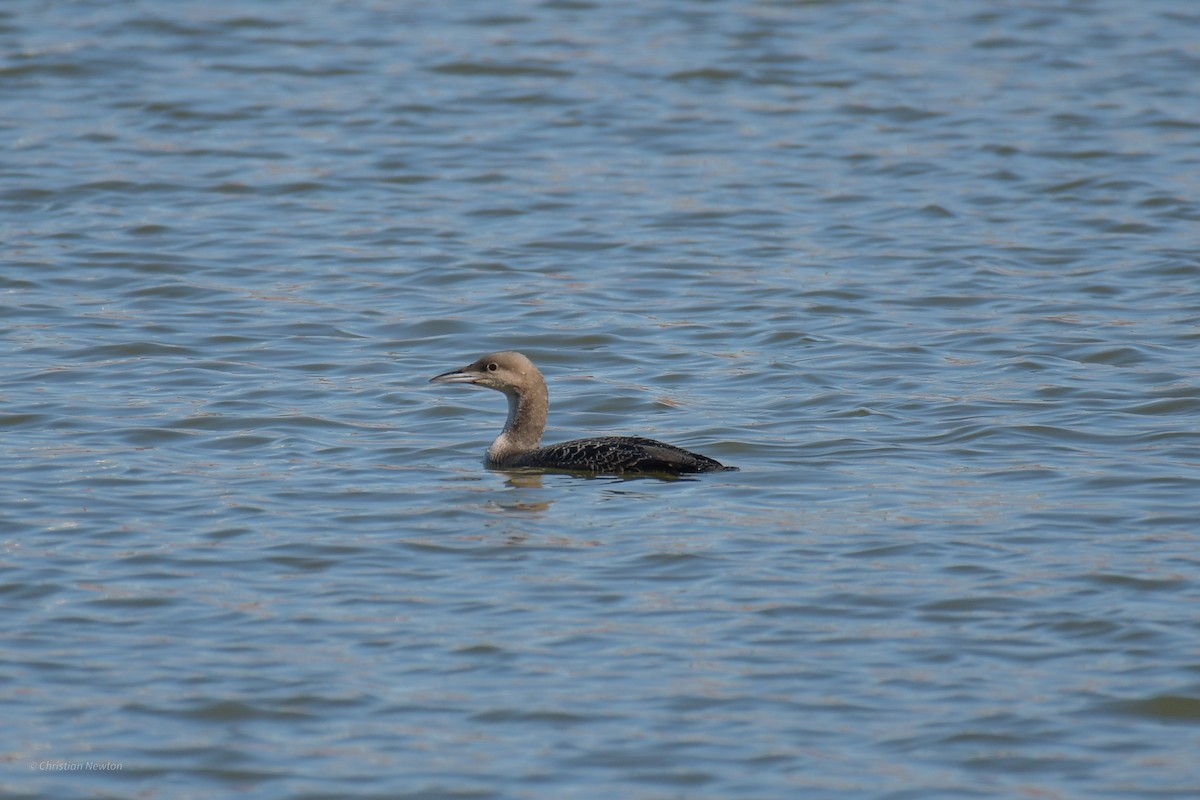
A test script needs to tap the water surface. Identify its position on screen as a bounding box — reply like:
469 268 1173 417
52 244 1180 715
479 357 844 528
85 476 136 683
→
3 1 1199 798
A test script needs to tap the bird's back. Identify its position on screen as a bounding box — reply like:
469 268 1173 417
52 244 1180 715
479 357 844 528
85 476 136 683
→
495 436 736 476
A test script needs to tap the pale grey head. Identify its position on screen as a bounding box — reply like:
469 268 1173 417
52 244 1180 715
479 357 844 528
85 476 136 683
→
429 351 542 395
429 351 550 461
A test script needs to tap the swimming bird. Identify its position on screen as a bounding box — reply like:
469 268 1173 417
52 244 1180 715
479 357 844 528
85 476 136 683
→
430 351 737 476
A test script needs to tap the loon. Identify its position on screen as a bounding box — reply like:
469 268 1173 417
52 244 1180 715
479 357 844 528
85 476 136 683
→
430 351 737 476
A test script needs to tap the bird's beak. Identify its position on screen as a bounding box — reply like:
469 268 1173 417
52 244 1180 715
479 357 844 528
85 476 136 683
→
430 366 480 385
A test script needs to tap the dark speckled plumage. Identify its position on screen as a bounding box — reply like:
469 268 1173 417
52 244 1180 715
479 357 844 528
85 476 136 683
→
504 436 731 475
430 352 736 476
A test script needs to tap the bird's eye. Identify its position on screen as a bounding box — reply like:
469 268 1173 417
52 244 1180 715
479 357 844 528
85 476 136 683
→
486 362 498 372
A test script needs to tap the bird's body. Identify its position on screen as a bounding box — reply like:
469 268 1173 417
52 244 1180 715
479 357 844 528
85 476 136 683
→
430 351 736 476
493 435 730 474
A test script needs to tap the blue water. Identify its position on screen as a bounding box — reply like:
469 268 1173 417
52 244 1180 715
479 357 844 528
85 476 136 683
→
3 1 1200 798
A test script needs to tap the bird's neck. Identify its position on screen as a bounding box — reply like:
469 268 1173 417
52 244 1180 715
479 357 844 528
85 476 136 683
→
488 379 548 462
